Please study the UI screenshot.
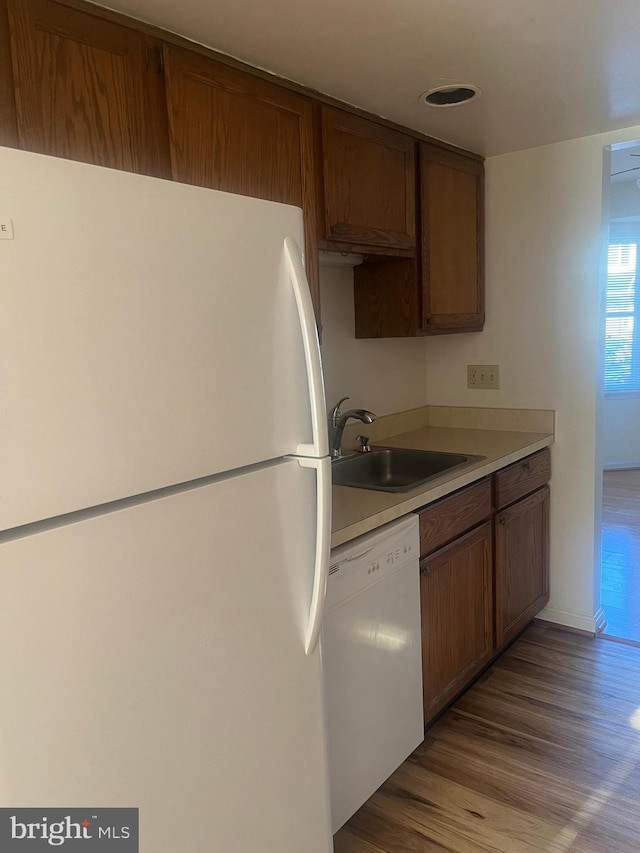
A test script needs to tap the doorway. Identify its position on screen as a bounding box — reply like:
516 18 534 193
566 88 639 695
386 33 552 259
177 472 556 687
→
599 141 640 645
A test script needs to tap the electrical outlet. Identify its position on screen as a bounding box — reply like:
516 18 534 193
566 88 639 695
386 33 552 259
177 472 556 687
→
467 364 500 390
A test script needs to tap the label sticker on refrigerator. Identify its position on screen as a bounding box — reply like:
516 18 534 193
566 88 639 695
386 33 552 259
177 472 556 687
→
0 218 14 239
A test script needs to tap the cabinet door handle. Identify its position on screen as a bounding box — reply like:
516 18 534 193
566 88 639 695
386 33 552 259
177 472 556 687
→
498 517 506 526
523 461 531 472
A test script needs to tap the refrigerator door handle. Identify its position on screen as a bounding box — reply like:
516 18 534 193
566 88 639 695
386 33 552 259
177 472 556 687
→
295 456 332 655
283 237 329 459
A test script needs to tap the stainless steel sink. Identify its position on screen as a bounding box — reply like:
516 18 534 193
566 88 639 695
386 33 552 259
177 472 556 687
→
331 447 485 493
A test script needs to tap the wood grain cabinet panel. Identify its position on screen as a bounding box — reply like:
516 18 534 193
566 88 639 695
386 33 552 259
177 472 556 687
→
494 447 551 510
418 478 492 557
6 0 170 176
353 256 420 338
353 144 484 338
495 486 550 649
420 522 493 723
420 142 484 333
0 0 18 146
163 45 320 314
320 106 416 251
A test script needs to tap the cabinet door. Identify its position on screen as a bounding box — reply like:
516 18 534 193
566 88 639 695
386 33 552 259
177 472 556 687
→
6 0 170 177
495 486 550 649
420 522 493 724
163 46 320 315
420 142 484 333
0 0 17 146
320 106 415 251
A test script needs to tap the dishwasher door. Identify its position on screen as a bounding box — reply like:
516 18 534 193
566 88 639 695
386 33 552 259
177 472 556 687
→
323 514 424 833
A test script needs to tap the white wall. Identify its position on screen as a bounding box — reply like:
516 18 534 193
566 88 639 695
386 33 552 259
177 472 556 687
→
609 180 640 221
422 125 640 632
601 181 640 466
319 263 428 416
602 396 640 466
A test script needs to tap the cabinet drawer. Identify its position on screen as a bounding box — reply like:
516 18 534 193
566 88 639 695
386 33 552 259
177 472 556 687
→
493 448 551 510
418 478 492 557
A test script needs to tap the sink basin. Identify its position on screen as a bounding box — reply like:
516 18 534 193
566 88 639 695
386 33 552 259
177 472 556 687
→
331 447 485 493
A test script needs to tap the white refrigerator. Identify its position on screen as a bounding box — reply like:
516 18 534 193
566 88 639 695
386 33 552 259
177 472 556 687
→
0 147 333 852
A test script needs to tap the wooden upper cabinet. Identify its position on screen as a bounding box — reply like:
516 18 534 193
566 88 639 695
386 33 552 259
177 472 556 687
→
6 0 171 177
320 106 416 252
0 0 18 146
353 143 484 338
420 142 484 333
162 46 320 314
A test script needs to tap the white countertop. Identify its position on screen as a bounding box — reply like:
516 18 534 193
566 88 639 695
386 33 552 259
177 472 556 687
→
331 425 553 548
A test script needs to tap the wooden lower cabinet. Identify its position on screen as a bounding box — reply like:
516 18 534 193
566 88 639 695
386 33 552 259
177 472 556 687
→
420 522 493 724
418 451 551 725
494 448 551 510
495 486 550 649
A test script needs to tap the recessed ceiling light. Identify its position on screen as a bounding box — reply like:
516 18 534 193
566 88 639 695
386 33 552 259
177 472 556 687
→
420 84 481 107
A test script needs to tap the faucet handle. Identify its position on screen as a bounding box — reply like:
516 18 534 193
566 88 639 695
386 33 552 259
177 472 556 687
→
357 435 371 453
329 396 350 425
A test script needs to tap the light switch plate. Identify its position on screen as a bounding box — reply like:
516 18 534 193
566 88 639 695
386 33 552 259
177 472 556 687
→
467 364 500 390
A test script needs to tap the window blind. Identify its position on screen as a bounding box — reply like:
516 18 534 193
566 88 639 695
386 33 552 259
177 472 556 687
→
605 224 640 392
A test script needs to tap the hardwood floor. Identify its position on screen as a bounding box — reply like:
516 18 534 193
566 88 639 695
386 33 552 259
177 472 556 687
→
601 469 640 644
333 624 640 853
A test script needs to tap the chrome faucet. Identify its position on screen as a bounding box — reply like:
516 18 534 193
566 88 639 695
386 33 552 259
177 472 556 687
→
328 397 377 458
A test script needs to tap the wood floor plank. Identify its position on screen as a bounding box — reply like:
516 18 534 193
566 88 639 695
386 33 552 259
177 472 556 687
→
409 738 595 826
332 830 389 853
601 469 640 643
333 625 640 853
459 680 640 750
381 763 563 851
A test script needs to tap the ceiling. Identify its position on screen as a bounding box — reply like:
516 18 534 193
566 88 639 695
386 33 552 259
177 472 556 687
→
100 0 640 157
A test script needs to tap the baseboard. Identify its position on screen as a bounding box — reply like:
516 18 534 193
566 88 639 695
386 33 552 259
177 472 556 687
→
600 634 640 650
534 619 595 637
603 463 640 471
535 606 599 635
593 607 607 635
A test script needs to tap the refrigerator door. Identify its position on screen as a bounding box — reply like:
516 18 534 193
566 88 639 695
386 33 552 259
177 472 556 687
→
0 147 327 531
0 459 332 853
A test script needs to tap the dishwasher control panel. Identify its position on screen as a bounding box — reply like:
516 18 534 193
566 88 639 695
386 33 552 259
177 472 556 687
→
326 515 419 609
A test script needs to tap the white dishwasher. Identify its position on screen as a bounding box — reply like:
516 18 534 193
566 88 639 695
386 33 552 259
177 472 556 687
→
323 514 424 833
